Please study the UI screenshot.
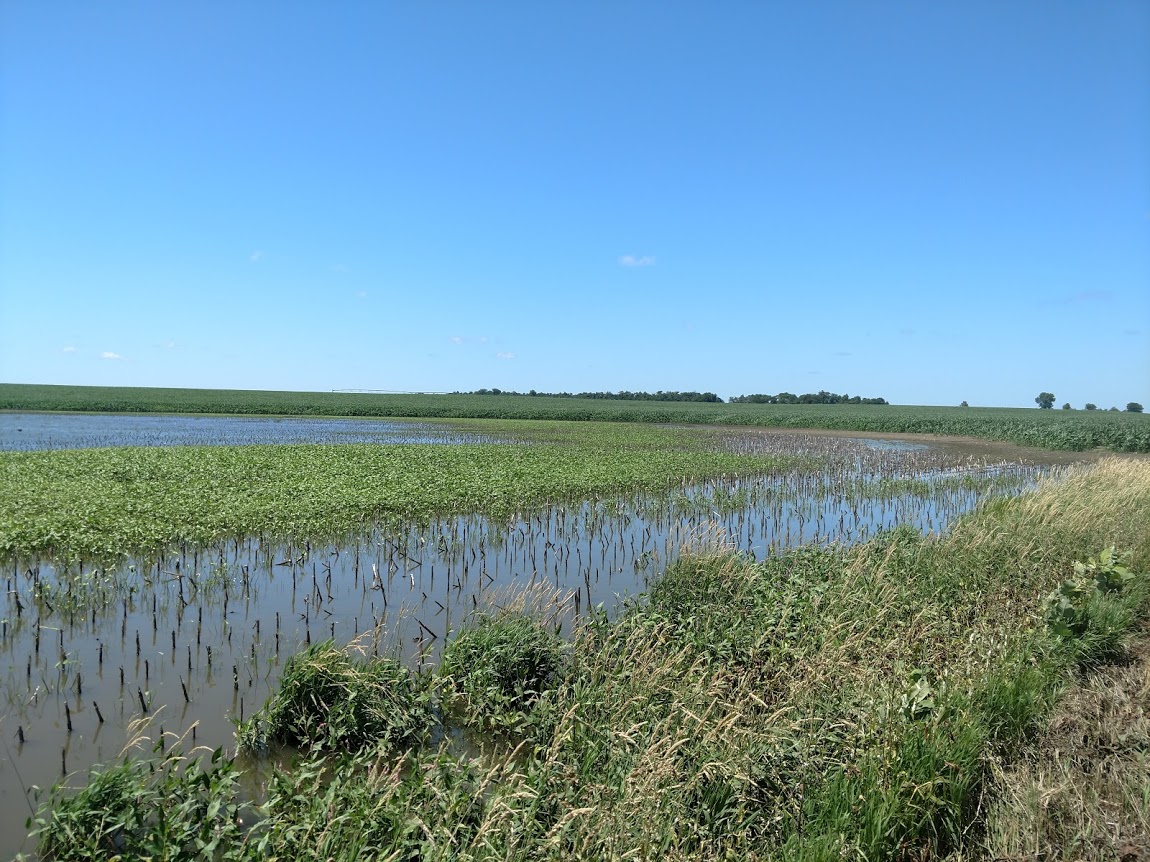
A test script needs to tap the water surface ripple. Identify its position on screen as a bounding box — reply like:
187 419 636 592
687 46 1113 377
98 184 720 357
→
0 423 1053 859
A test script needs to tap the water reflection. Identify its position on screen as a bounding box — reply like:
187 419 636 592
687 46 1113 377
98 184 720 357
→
0 412 499 451
0 431 1054 858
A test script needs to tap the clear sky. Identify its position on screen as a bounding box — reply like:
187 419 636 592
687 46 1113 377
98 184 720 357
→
2 2 1148 408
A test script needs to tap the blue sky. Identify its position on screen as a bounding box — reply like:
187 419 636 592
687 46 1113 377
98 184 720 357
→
2 2 1147 408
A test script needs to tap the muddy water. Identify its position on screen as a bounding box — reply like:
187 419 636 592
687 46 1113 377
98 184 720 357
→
0 430 1053 859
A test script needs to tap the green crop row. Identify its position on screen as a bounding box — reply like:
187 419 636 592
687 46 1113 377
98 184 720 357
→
3 383 1148 451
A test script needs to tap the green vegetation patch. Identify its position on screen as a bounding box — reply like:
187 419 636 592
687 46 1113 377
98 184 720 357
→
236 641 435 756
439 612 567 734
28 747 245 861
0 423 788 564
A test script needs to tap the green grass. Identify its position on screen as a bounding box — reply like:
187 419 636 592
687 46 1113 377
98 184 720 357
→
976 628 1150 860
439 612 567 734
3 382 1149 451
235 640 435 756
27 745 245 861
23 457 1150 861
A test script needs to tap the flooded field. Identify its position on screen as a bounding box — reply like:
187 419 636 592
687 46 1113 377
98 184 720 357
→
0 412 499 451
0 423 1057 858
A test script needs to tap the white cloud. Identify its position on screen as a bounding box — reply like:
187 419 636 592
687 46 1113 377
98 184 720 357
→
496 352 516 360
101 351 124 361
619 255 656 267
162 340 176 349
62 346 77 353
450 336 464 345
250 250 264 262
354 290 367 299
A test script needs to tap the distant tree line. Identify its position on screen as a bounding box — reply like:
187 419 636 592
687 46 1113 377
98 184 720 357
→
454 388 893 405
1036 392 1143 413
454 389 723 403
728 390 888 405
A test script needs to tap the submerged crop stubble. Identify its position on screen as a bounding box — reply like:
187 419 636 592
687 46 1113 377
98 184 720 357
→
0 423 1062 859
20 457 1150 861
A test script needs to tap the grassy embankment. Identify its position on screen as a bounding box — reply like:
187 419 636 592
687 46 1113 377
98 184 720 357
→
25 457 1150 860
3 382 1148 452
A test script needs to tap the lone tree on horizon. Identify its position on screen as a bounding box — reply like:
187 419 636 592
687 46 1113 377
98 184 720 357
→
1035 392 1056 409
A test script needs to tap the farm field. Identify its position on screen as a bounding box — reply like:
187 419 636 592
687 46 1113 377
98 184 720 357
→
6 1 1147 858
0 415 1147 859
3 382 1149 452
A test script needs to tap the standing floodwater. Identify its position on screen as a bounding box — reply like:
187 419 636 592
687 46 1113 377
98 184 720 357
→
0 426 1054 859
0 412 500 451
